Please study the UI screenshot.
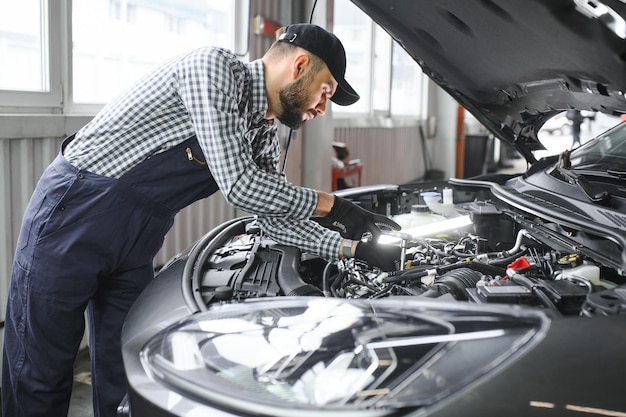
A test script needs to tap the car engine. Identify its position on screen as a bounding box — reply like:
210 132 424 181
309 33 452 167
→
179 183 626 318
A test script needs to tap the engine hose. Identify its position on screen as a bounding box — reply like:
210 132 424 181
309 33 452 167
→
384 260 505 284
330 270 348 297
420 268 483 300
437 261 506 277
506 229 531 255
286 285 325 297
487 249 527 267
389 263 433 276
276 246 324 297
469 261 507 276
437 268 483 300
383 268 429 283
322 262 338 297
419 287 443 298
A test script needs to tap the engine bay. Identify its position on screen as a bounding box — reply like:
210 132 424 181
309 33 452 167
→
181 182 626 318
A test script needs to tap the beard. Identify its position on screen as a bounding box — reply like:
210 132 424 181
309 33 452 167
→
277 69 315 129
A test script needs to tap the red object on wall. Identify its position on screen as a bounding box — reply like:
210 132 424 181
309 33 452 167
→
253 15 282 37
456 105 465 178
331 163 363 191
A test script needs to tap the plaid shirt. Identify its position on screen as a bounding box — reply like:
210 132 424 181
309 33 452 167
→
65 47 341 260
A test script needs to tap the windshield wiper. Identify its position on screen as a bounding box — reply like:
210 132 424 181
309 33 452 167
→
554 165 611 205
607 169 626 179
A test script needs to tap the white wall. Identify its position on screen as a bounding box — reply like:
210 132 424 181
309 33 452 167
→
429 82 459 180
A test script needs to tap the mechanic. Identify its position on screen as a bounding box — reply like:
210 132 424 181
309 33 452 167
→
2 23 401 417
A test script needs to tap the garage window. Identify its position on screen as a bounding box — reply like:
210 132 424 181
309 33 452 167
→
0 0 63 111
72 0 236 109
0 0 48 92
333 0 428 119
0 0 239 114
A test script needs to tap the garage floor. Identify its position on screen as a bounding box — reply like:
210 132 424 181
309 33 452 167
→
69 349 94 417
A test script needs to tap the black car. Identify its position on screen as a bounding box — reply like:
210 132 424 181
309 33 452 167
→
119 1 626 416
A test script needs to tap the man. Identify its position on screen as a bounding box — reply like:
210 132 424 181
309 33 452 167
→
2 23 400 417
566 109 584 148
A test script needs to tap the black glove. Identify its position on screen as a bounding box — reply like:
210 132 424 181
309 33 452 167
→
325 196 400 242
354 241 402 271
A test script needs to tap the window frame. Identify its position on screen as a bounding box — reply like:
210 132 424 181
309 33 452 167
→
332 2 429 124
0 0 247 116
0 0 65 113
0 0 425 120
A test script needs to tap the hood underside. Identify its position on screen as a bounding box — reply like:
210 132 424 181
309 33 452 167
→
350 0 626 160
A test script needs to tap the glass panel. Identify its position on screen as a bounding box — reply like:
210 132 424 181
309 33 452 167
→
333 0 427 117
536 111 623 159
372 26 391 113
72 0 235 104
332 0 372 114
390 44 423 117
569 120 626 171
0 0 48 92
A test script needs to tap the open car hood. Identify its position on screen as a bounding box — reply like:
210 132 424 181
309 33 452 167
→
350 0 626 162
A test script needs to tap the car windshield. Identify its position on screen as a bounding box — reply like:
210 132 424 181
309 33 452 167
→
535 112 623 161
568 121 626 171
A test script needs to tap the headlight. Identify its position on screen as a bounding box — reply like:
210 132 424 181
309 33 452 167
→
141 297 548 416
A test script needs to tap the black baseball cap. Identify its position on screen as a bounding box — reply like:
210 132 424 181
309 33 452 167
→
278 23 360 106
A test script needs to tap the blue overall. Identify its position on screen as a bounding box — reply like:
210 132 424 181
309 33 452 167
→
2 134 218 417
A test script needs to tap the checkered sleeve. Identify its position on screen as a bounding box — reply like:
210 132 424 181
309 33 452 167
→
247 127 343 259
257 216 343 261
176 48 317 219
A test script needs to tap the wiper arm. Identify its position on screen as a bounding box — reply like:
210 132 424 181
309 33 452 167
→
607 169 626 179
554 166 610 205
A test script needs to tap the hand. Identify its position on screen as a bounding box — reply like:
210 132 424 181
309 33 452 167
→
325 196 400 242
354 241 402 271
